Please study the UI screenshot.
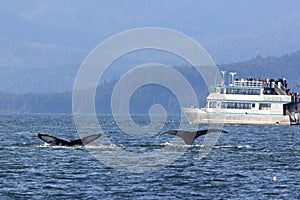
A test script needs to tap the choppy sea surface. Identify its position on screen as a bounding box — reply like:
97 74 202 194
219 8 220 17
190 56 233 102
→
0 114 299 199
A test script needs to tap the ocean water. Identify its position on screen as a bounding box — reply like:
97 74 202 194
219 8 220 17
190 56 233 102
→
0 114 299 199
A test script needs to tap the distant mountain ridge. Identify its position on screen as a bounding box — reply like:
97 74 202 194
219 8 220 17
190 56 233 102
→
201 14 300 63
0 50 299 114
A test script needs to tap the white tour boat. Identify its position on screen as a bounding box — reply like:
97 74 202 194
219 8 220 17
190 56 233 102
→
182 71 300 125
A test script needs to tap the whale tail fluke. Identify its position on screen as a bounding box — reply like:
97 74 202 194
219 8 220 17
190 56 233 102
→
69 134 102 146
37 133 69 146
37 133 102 146
161 130 197 145
160 129 228 145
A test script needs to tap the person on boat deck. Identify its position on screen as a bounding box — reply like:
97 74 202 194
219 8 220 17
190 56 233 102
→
297 93 300 102
292 92 296 102
283 78 288 88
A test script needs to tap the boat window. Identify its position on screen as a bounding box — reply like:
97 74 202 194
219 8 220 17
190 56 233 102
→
220 102 251 109
226 88 260 95
209 101 217 108
259 103 271 110
220 88 225 94
263 88 276 95
221 102 226 108
252 103 256 108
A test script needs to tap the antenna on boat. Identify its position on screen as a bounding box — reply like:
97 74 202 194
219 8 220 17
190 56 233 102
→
229 72 237 86
221 71 226 86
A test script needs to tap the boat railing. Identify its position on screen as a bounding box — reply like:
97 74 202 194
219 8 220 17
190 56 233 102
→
273 82 287 95
231 80 264 87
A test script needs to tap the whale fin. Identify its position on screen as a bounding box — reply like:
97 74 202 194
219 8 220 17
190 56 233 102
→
37 133 69 146
69 134 102 146
37 133 102 146
160 129 228 145
161 130 197 145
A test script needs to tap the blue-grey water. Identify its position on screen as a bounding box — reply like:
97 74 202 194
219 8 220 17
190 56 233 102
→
0 114 299 199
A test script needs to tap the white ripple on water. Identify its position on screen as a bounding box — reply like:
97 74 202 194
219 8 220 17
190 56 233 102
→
160 142 253 149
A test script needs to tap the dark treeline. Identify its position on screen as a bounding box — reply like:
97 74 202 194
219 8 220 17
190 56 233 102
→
0 92 72 113
1 50 300 114
0 65 207 114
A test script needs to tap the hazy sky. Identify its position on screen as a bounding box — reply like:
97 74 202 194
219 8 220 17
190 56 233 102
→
1 0 299 48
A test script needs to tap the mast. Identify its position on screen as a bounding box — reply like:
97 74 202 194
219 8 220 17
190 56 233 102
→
229 72 237 86
221 71 226 86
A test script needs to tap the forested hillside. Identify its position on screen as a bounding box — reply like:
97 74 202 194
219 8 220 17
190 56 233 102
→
0 50 299 114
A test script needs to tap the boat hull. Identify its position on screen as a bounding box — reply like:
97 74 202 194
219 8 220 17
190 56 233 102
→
182 107 291 126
